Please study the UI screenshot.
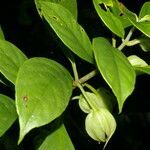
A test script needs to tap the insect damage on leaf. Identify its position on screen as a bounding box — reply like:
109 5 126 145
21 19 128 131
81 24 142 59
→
99 4 107 11
52 16 59 21
22 95 28 107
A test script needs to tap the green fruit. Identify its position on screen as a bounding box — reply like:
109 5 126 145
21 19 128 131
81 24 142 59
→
85 108 116 143
78 88 114 113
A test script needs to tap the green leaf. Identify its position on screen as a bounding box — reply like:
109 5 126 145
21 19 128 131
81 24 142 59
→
0 26 5 40
128 55 150 75
138 36 150 52
16 58 73 143
139 2 150 19
124 9 150 38
0 40 27 84
0 79 6 85
35 0 77 19
93 0 125 38
40 2 94 64
109 1 132 28
0 94 17 137
38 124 74 150
128 55 148 67
93 37 135 113
134 66 150 75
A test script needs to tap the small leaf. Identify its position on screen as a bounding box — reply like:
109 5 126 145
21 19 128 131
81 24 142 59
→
138 15 150 22
35 0 77 20
40 2 94 64
0 26 5 40
38 124 75 150
93 37 136 113
134 66 150 75
139 2 150 19
128 55 148 67
16 58 73 143
128 55 150 75
0 40 27 84
123 9 150 38
0 94 17 137
93 0 125 38
138 36 150 52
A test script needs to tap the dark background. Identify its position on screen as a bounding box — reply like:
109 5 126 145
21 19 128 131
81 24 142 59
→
0 0 150 150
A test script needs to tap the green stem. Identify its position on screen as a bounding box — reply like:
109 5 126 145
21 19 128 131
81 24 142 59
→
118 27 135 50
73 69 98 87
83 83 99 96
112 37 116 48
71 61 79 81
77 84 96 111
125 39 140 46
68 53 79 81
79 70 97 84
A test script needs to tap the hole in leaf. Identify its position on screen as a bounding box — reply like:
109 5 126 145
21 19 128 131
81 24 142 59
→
99 4 107 11
119 13 124 16
52 16 59 21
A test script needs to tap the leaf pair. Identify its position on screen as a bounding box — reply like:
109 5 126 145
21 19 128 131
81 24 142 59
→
0 29 74 148
93 0 150 38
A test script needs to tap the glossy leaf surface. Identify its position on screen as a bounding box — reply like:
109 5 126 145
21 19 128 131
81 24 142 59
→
124 9 150 37
139 36 150 52
0 40 27 84
16 58 73 143
128 55 148 67
139 2 150 19
93 37 135 113
39 124 74 150
93 0 125 38
0 94 17 137
134 66 150 75
35 0 77 19
40 2 94 64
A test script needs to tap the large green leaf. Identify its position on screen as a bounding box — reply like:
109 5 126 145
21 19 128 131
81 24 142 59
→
40 2 94 64
139 2 150 19
35 0 77 19
38 124 74 150
0 40 27 84
0 26 5 40
16 58 73 143
93 37 135 113
93 0 125 38
0 94 17 137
